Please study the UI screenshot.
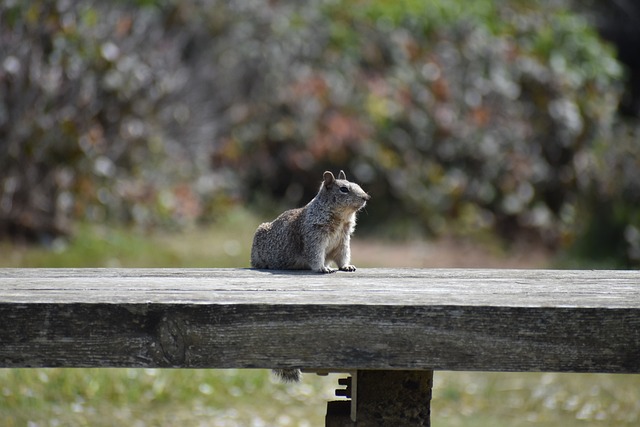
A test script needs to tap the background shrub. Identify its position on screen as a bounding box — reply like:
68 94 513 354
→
2 0 638 265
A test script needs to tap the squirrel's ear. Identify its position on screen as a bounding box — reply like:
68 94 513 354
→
323 171 335 187
338 170 346 180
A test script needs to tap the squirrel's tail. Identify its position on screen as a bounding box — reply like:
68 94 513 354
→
272 368 301 382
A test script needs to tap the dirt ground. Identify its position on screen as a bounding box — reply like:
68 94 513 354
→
351 238 551 269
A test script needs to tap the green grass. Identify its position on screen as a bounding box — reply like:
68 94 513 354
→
0 368 335 426
432 372 640 427
1 212 639 426
1 369 638 426
0 208 258 268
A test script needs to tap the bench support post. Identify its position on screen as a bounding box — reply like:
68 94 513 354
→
326 370 433 426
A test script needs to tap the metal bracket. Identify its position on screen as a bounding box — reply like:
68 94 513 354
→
334 372 357 422
309 370 358 425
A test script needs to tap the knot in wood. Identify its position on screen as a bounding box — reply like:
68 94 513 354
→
157 315 186 366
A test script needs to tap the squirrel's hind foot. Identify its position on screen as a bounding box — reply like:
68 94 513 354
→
339 265 357 272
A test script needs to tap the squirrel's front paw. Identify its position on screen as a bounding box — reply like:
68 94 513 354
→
319 266 337 274
339 265 357 272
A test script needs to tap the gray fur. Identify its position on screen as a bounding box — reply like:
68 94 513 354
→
272 368 301 383
251 170 370 383
251 170 370 274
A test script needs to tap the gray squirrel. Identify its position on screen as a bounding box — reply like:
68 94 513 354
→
250 170 370 382
251 170 370 274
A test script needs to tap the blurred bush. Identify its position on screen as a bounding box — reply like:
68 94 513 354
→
1 0 638 265
570 120 640 267
0 0 232 240
210 0 624 246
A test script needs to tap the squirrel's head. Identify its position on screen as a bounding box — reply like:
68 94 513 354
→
321 170 370 212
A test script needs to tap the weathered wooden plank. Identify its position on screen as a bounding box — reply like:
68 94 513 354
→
0 268 639 372
1 268 639 307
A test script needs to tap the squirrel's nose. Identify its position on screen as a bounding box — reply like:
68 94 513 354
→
363 194 371 201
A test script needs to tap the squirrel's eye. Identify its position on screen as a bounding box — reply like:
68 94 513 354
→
339 186 349 193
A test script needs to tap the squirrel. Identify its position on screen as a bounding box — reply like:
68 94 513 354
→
251 170 370 383
251 170 370 274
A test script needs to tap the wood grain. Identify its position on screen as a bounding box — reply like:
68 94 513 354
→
1 268 639 372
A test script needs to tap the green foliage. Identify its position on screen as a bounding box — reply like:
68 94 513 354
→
563 120 640 267
0 0 227 239
1 0 637 266
212 0 624 247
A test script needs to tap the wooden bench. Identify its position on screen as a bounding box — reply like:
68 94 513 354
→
1 268 639 426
